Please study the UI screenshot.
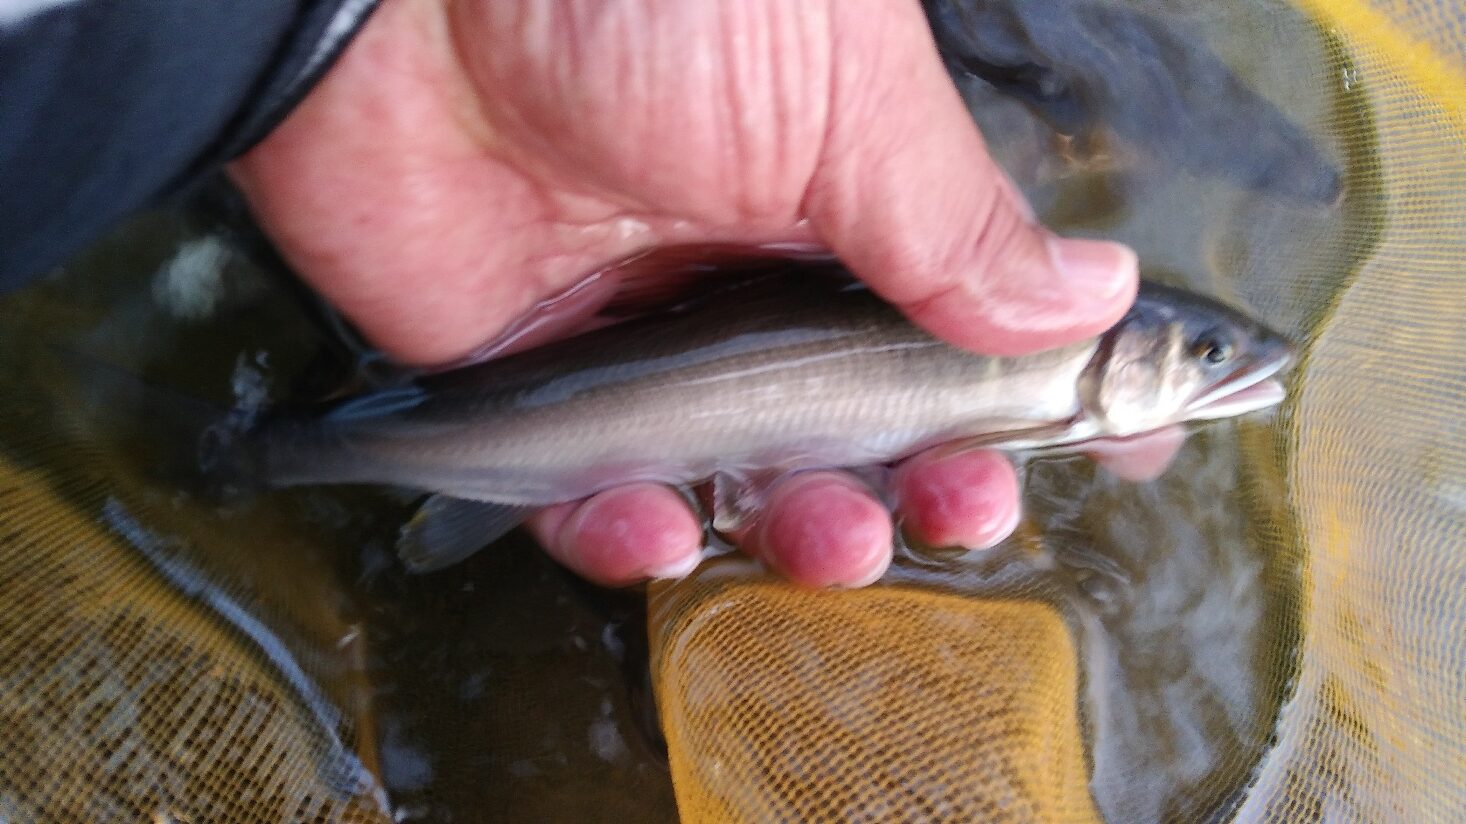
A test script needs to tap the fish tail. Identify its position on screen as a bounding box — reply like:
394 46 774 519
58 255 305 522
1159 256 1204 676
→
44 343 269 499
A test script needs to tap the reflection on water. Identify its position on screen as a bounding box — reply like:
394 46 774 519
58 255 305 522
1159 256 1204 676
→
0 0 1364 821
1025 431 1290 823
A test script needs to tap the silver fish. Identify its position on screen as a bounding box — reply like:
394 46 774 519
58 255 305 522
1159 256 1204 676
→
251 271 1294 572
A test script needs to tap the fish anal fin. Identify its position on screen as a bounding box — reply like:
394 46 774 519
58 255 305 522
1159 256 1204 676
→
396 494 534 573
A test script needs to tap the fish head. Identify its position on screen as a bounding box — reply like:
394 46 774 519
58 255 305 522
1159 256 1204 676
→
1082 281 1296 436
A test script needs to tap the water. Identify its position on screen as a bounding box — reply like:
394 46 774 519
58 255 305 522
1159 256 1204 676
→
0 0 1368 821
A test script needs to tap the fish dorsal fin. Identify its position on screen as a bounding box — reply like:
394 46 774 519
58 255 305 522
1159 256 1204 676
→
422 244 861 370
593 243 855 320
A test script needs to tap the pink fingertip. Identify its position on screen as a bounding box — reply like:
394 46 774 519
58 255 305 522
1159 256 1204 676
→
757 474 894 589
840 551 892 590
526 501 579 548
898 449 1021 550
551 484 703 586
645 551 703 581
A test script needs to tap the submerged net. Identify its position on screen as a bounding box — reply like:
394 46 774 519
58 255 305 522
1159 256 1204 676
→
0 434 389 821
0 1 1461 822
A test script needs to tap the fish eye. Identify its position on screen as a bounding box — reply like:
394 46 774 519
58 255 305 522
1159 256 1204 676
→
1192 335 1233 365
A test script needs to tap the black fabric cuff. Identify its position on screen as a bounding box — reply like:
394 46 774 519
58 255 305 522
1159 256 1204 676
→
0 0 382 292
208 0 382 165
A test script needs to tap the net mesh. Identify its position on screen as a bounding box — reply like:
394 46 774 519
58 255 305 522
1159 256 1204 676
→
652 581 1098 823
0 445 391 823
646 2 1466 822
1231 1 1466 819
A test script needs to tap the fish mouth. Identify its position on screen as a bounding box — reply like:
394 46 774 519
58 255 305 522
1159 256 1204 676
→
1186 346 1294 421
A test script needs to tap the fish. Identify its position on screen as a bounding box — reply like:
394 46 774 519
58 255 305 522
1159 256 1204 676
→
239 265 1296 573
922 0 1342 203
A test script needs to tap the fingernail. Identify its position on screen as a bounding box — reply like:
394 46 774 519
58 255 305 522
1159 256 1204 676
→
971 502 1022 551
644 552 702 581
1046 236 1137 299
836 553 891 590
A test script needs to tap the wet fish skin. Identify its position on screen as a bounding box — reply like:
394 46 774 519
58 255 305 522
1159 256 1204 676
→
259 275 1099 505
255 273 1293 516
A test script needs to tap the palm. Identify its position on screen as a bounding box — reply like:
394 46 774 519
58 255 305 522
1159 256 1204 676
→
452 0 830 230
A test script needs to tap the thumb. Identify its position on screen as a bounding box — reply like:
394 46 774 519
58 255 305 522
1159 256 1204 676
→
804 1 1138 356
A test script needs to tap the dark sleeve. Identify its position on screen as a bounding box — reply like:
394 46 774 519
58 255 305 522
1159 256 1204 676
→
0 0 380 292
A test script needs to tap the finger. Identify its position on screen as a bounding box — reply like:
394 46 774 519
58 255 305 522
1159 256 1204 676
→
894 447 1021 550
525 483 703 586
1084 426 1187 482
806 0 1138 357
743 472 893 589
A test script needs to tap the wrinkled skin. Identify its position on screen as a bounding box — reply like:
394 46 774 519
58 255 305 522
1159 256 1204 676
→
230 0 1172 588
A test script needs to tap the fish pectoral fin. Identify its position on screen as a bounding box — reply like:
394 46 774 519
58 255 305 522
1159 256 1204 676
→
709 465 895 535
396 494 535 573
710 471 763 535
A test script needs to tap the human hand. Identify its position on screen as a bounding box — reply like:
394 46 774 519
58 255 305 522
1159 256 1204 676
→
229 0 1160 588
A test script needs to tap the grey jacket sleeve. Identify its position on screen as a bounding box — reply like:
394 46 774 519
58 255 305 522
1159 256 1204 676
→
0 0 380 291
